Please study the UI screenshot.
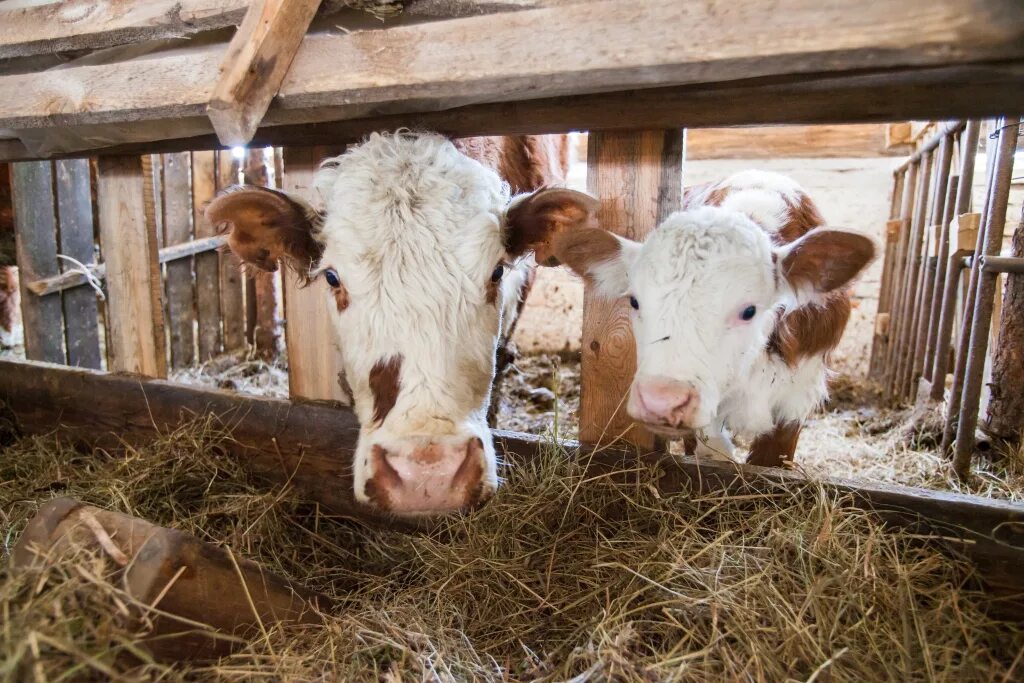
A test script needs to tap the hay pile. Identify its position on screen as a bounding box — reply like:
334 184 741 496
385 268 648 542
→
2 421 1021 680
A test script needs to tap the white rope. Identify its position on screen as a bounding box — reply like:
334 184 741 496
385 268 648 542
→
56 254 105 300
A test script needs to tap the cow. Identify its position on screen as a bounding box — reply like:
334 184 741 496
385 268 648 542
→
205 131 593 516
540 170 875 466
0 162 19 350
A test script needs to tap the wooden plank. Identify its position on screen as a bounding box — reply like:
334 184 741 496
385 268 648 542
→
0 0 251 59
581 130 681 448
241 147 281 358
96 156 167 377
207 0 322 146
2 358 1023 610
11 160 63 363
683 124 903 159
216 150 246 352
0 0 1021 134
163 152 196 369
191 150 221 360
281 146 346 402
54 158 101 369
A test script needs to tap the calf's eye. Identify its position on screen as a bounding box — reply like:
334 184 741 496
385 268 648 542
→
324 268 341 288
740 305 757 321
491 265 504 283
629 296 640 310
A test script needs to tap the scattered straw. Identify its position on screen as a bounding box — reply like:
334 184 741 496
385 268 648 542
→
1 418 1021 680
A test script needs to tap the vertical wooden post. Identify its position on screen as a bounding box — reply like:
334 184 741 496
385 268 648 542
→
984 206 1024 440
882 161 918 390
11 160 64 363
242 147 281 359
192 151 221 360
163 152 196 369
217 150 246 352
96 156 167 377
54 159 102 369
281 146 347 403
581 130 683 448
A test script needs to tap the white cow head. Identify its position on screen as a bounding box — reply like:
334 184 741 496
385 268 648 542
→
548 205 874 437
207 132 596 515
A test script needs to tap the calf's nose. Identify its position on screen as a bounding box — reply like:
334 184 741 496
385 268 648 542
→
629 376 701 429
364 437 487 515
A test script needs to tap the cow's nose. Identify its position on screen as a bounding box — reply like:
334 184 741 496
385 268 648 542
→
628 376 701 429
363 438 488 515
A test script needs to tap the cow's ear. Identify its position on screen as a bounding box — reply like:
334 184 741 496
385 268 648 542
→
504 188 599 264
205 186 323 275
549 228 641 300
777 229 875 302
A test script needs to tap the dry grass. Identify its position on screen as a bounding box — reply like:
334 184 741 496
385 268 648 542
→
2 420 1022 681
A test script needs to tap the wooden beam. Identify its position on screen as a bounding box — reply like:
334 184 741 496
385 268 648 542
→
683 124 906 159
581 130 682 448
1 358 1023 609
207 0 322 146
0 0 251 59
192 151 222 360
96 156 167 377
0 0 1020 135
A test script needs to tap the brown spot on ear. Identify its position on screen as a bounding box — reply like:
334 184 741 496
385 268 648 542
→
369 355 402 425
550 228 621 281
333 284 350 312
205 185 323 277
781 229 875 294
505 188 599 262
767 292 852 367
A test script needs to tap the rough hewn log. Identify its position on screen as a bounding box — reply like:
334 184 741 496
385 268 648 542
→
984 207 1024 441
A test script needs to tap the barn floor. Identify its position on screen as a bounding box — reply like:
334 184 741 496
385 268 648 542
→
1 421 1022 680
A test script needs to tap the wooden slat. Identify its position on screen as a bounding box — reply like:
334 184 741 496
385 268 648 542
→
207 0 322 146
0 0 1021 134
54 158 101 369
96 156 166 377
191 150 221 360
241 147 280 358
580 130 682 448
216 150 246 351
281 146 346 402
0 0 251 59
11 160 63 363
2 357 1023 610
162 152 196 369
684 124 907 159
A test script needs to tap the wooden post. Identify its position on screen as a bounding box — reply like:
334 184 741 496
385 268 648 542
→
882 161 918 391
96 156 167 377
242 147 281 359
984 210 1020 441
11 160 63 363
217 150 246 351
192 150 221 360
281 146 347 402
54 158 102 369
162 152 196 369
581 130 682 448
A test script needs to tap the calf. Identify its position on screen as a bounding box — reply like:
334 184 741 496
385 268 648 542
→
206 132 590 515
542 170 874 466
0 163 19 349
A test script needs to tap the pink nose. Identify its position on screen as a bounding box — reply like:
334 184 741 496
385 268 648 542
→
629 377 701 428
364 438 487 515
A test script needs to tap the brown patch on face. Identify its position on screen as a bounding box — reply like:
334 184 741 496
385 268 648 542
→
452 437 486 507
205 186 323 276
777 191 826 244
364 444 401 510
368 355 402 425
504 188 600 262
551 228 621 281
780 229 876 294
332 283 350 312
767 291 852 368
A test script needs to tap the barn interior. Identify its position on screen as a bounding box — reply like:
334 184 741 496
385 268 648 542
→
0 1 1022 679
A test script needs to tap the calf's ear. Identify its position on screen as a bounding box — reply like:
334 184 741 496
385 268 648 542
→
777 229 875 302
504 188 599 264
205 186 323 276
550 227 642 299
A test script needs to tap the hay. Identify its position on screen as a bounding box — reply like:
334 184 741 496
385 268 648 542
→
2 421 1022 680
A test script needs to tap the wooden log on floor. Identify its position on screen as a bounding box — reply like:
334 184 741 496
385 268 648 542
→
12 497 326 663
217 150 246 352
192 151 222 361
162 152 197 369
96 156 167 377
54 158 102 369
1 358 1023 611
581 130 681 448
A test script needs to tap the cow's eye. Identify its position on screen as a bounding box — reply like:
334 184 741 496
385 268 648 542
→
740 305 757 321
491 265 504 283
324 268 341 288
629 296 639 310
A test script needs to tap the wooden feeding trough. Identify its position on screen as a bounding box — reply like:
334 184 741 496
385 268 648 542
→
1 0 1024 634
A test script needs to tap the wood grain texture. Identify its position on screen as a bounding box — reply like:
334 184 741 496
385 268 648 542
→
11 160 64 363
0 0 251 59
191 150 221 360
281 146 347 402
684 124 906 159
983 209 1024 438
242 147 280 358
216 150 246 351
54 158 101 369
96 155 166 377
581 130 682 448
162 152 196 369
2 357 1023 612
1 0 1021 133
207 0 322 146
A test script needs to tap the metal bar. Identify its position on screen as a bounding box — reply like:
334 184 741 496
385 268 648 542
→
894 121 967 173
980 255 1024 274
883 161 920 391
929 121 983 401
952 116 1020 478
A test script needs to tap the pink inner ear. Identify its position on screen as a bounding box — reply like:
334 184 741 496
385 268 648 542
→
781 230 875 294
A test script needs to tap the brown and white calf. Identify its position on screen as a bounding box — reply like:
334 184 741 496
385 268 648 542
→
206 132 592 515
0 163 19 349
545 170 874 466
